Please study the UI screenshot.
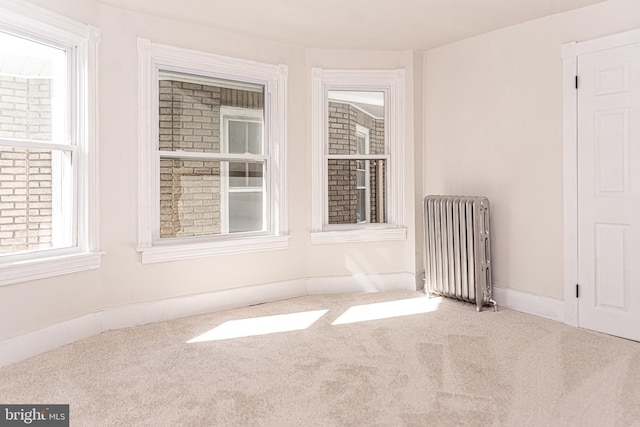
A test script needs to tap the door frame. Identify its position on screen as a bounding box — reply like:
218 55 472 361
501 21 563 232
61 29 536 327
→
562 28 640 328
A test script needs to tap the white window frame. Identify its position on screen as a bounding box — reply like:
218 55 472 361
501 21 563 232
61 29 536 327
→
137 39 289 264
220 106 266 234
311 68 407 244
0 0 102 286
355 124 370 224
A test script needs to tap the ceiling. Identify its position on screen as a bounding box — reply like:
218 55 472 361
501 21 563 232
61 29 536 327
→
96 0 607 50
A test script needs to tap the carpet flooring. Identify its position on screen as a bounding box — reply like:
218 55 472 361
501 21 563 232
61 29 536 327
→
1 290 639 426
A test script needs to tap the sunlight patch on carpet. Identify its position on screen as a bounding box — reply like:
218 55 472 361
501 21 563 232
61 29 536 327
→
187 310 329 342
332 297 441 325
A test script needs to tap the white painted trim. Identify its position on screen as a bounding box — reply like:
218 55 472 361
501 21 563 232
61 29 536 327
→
306 272 418 294
0 0 93 42
561 28 640 328
311 68 325 233
102 279 307 331
0 312 102 368
138 235 290 264
311 68 406 238
492 286 564 322
137 37 155 249
561 28 640 58
562 44 579 327
137 39 289 262
310 227 407 244
0 251 103 286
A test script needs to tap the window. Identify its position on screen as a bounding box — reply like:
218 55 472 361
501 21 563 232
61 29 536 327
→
138 39 288 263
0 0 101 285
311 68 406 244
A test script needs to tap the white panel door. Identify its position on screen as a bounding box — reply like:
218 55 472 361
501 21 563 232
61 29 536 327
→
578 42 640 340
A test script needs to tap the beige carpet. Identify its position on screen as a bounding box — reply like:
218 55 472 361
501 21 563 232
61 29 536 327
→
1 290 639 426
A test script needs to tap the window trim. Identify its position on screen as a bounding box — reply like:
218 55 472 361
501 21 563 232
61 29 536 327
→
0 0 102 286
310 68 406 244
137 39 289 264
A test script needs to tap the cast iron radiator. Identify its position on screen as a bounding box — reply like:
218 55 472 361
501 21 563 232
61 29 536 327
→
423 195 497 312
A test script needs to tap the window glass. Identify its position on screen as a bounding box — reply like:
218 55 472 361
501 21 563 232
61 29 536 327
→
228 192 263 233
326 91 386 225
327 159 386 225
158 71 266 238
0 31 74 255
158 73 264 155
327 90 384 156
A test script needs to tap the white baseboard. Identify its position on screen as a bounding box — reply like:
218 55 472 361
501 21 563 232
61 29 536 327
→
306 272 419 294
0 279 307 368
2 275 560 368
492 286 565 322
0 312 103 368
103 279 307 331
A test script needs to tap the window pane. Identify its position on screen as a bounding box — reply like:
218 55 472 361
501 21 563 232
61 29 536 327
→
228 161 263 188
228 161 246 187
327 91 384 155
356 135 366 155
357 189 366 223
228 120 247 154
0 31 67 144
247 122 262 155
158 71 264 153
327 159 386 225
0 147 72 254
160 158 222 238
356 169 365 188
160 158 265 238
229 191 263 233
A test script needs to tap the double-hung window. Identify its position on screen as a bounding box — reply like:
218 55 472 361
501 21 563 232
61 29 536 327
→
311 68 406 244
0 0 101 285
137 40 288 263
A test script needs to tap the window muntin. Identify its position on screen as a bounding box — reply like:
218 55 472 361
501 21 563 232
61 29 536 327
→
157 72 269 240
0 30 76 256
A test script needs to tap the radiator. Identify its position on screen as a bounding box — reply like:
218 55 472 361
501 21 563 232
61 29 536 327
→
423 195 497 311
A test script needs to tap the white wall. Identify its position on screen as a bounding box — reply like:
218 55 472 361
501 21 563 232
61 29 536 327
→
0 0 419 342
424 0 640 299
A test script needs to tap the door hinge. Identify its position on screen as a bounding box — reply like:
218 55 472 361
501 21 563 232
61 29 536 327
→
576 284 579 298
575 75 579 89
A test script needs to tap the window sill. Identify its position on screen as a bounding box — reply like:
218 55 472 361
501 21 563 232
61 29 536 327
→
311 227 407 244
138 235 290 264
0 251 104 287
